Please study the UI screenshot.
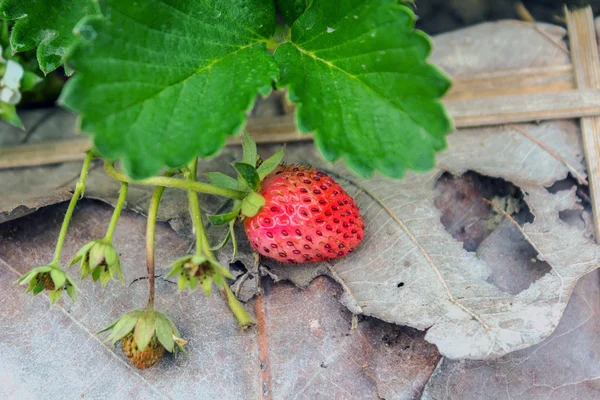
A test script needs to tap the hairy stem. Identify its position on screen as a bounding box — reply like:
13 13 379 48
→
145 173 172 308
185 160 252 327
104 182 128 242
104 161 245 200
52 151 94 265
186 159 205 257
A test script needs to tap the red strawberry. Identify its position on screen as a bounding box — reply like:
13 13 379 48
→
244 165 364 263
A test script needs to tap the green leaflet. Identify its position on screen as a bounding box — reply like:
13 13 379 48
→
274 0 453 178
0 0 100 74
21 71 43 91
4 0 452 180
60 0 279 179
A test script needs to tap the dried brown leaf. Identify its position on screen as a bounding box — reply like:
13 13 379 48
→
0 201 439 398
421 269 600 400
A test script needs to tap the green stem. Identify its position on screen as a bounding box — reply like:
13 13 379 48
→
229 219 238 259
104 182 128 242
185 160 213 258
146 174 173 308
52 151 94 265
104 161 245 200
186 160 202 256
185 160 252 327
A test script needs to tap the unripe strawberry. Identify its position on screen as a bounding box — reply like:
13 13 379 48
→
38 272 56 291
121 333 165 369
100 309 187 370
244 165 364 263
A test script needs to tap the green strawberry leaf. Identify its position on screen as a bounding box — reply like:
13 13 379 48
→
274 0 452 178
60 0 279 179
21 71 43 91
0 0 100 74
277 0 311 26
233 163 260 191
257 145 285 179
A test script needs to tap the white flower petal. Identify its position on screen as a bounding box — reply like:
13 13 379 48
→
1 60 24 90
0 87 21 105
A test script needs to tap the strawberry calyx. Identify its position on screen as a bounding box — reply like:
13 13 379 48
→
165 254 232 295
205 132 285 249
17 263 78 304
68 239 124 288
99 308 187 369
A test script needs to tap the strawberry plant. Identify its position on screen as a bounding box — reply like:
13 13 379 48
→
2 0 452 369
